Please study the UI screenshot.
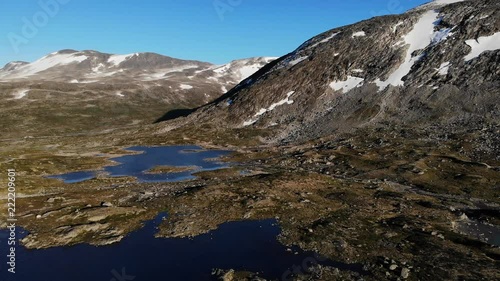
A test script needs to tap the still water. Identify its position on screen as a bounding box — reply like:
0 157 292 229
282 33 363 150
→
48 145 232 183
0 214 362 281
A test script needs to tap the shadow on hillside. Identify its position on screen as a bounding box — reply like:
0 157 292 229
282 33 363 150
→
154 108 198 123
153 55 286 124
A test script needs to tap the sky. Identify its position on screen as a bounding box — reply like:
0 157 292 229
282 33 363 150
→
0 0 431 66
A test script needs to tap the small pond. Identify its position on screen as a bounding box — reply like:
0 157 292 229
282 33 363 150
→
48 145 232 183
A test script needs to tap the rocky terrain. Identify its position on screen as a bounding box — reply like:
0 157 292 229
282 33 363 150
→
4 124 499 280
0 50 275 138
149 0 498 279
173 0 499 147
1 0 499 280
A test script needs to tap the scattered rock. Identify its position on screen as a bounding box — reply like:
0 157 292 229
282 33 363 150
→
100 201 113 207
459 213 469 220
47 197 65 203
222 269 235 281
401 267 410 279
211 269 235 281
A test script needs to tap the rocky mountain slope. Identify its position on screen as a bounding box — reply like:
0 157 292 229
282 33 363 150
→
179 0 499 146
3 2 499 280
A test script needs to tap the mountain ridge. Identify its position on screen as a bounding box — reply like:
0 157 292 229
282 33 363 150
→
0 49 277 87
169 0 498 146
0 50 276 139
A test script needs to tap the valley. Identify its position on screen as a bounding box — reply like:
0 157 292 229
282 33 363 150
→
0 0 499 280
1 120 498 280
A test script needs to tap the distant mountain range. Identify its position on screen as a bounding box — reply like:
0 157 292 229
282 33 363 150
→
0 50 276 138
0 49 276 93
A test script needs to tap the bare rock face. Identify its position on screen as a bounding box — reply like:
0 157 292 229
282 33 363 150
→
183 0 499 143
20 222 123 249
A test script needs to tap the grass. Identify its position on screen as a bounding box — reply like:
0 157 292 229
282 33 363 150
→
144 165 200 174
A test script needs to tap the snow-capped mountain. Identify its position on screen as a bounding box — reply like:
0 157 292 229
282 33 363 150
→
1 61 29 72
0 50 276 137
176 0 499 142
412 0 466 10
0 49 276 88
199 57 277 83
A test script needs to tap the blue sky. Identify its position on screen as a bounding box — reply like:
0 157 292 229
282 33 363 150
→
0 0 430 66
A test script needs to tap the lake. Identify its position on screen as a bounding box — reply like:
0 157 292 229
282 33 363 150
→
0 214 362 281
48 145 232 183
22 145 364 280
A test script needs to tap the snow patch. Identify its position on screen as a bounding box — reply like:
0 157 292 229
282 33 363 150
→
12 89 29 99
179 84 193 90
243 91 295 126
289 56 308 66
142 65 199 81
417 0 464 9
3 53 87 78
238 65 262 79
308 32 340 49
436 62 451 75
392 22 404 33
431 27 454 44
433 0 464 4
351 69 364 73
165 64 198 74
319 32 339 43
464 32 500 61
210 57 276 82
213 64 230 74
392 40 405 47
115 91 125 97
92 63 106 72
375 10 440 91
108 54 136 66
352 31 366 38
329 76 364 93
267 91 295 111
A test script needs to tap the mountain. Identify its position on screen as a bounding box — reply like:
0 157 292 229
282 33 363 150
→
0 50 276 138
177 0 499 144
1 61 29 72
0 49 276 89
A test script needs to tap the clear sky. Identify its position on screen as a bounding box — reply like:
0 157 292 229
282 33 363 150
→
0 0 430 66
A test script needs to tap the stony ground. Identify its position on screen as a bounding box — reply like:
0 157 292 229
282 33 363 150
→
1 122 498 281
1 2 498 280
